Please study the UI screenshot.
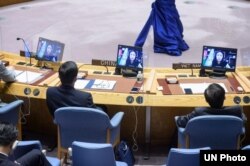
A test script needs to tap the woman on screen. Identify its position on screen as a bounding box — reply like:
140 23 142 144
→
212 51 230 69
44 44 57 62
126 50 142 68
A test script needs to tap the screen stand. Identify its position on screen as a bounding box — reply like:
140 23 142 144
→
36 61 53 70
121 68 137 77
209 69 227 79
113 67 121 75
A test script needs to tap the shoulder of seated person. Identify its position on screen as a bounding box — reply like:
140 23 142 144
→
195 107 208 111
224 105 241 110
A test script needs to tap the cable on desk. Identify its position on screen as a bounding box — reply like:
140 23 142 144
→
132 106 139 152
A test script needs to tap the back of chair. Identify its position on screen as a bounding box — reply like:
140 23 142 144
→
13 140 42 159
72 141 117 166
185 115 243 149
166 147 210 166
54 107 111 149
0 100 23 125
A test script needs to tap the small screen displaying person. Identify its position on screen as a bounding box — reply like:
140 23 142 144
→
212 51 230 69
126 50 142 68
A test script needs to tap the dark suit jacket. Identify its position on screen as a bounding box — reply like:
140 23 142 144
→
0 153 19 166
46 85 96 118
176 105 246 128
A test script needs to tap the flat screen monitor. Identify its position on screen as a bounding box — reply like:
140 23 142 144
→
116 44 143 70
36 37 65 62
201 45 237 72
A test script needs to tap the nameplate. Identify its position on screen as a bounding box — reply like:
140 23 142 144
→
92 59 117 67
20 50 36 57
172 63 201 69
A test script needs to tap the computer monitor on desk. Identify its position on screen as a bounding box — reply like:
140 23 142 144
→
201 45 237 78
35 37 65 68
116 44 143 77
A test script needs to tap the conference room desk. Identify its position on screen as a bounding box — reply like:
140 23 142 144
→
1 51 250 151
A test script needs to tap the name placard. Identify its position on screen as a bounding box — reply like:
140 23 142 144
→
200 150 250 166
172 63 201 70
92 59 116 67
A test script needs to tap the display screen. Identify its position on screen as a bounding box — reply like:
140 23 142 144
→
201 46 237 72
116 45 143 70
36 37 65 62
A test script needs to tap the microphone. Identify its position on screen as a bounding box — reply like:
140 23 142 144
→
17 37 33 66
103 65 111 75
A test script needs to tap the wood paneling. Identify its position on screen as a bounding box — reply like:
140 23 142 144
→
0 0 32 7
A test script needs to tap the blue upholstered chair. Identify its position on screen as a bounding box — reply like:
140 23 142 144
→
242 145 250 150
175 115 244 149
71 141 127 166
12 140 60 166
0 100 23 140
54 107 124 159
166 147 210 166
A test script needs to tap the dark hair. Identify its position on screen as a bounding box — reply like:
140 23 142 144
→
204 83 225 108
0 122 18 146
59 61 78 85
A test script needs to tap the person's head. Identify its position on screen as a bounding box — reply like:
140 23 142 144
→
204 83 225 108
59 61 78 86
215 51 224 63
0 122 18 150
129 51 136 61
46 44 53 55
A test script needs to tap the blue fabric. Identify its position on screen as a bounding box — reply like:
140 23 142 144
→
175 115 244 149
72 141 127 166
135 0 189 56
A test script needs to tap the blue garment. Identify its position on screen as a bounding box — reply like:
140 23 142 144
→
135 0 189 56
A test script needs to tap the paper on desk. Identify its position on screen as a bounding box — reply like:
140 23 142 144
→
180 82 228 94
91 79 116 90
14 70 24 76
74 79 90 89
15 71 43 83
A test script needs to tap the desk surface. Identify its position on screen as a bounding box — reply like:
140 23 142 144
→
1 51 250 107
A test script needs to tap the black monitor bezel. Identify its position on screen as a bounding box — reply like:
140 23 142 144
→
201 45 237 72
35 37 65 62
116 44 143 71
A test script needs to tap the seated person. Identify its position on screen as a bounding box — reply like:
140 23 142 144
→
0 122 51 166
0 61 15 83
46 61 98 118
176 83 246 128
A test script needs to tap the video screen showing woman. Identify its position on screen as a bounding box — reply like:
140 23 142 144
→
36 37 65 62
202 46 237 71
117 45 143 69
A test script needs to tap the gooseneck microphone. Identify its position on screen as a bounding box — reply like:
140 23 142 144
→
17 37 33 66
104 65 111 75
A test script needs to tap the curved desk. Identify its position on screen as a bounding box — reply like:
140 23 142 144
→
1 51 250 155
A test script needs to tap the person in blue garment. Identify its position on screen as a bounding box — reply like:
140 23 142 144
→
135 0 189 56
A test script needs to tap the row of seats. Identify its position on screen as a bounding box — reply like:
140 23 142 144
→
0 100 246 166
0 100 125 165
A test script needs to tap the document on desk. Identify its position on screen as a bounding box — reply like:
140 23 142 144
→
74 79 90 89
91 79 116 90
15 71 43 84
14 70 24 76
180 83 228 94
